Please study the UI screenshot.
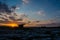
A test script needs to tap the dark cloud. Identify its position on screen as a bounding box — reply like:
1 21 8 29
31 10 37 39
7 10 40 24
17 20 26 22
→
0 1 11 14
0 1 29 22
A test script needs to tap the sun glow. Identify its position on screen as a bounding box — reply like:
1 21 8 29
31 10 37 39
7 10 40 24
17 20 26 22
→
0 23 19 28
6 23 18 27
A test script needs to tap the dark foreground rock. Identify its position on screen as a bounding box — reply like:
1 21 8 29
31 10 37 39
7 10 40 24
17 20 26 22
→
0 27 60 40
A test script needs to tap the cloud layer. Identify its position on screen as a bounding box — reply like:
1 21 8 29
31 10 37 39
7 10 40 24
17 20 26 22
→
0 1 29 23
36 10 46 16
0 1 60 25
22 0 29 4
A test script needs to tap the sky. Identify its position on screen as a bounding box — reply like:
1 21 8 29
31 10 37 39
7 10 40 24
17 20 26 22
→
0 0 60 23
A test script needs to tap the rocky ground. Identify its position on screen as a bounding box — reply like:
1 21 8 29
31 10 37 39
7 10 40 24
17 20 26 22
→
0 27 60 40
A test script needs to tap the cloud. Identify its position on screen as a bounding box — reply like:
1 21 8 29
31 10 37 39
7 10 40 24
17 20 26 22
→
37 10 45 16
0 2 11 14
11 5 20 13
0 12 29 22
50 17 60 23
0 1 30 24
38 20 57 24
22 0 29 4
16 7 20 10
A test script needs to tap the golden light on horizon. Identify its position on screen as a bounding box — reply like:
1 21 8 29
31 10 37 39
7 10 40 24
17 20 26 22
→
6 23 18 27
0 23 19 28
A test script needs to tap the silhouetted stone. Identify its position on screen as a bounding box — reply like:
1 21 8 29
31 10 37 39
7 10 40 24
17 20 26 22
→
18 24 25 29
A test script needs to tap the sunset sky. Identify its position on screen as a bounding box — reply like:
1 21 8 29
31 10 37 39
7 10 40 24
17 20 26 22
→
0 0 60 24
